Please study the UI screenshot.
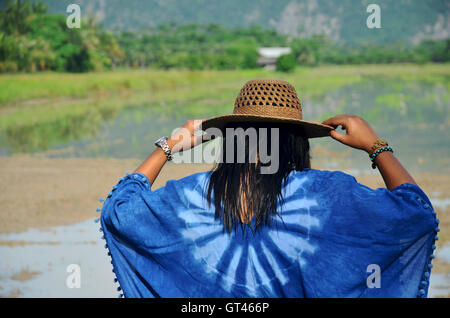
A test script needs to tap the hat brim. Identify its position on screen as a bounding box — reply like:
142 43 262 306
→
201 114 333 138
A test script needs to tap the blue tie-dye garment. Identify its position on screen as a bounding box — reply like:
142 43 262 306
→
99 169 439 298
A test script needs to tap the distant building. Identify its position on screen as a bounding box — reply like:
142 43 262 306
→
257 47 292 70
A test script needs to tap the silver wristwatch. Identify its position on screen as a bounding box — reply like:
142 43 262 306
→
154 136 173 161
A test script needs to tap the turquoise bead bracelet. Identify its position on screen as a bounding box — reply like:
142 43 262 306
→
370 146 393 169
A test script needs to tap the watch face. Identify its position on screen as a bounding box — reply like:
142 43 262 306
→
154 136 166 146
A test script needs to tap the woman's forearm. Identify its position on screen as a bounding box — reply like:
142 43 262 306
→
322 115 418 192
134 137 178 185
134 120 206 186
373 151 416 191
134 148 167 185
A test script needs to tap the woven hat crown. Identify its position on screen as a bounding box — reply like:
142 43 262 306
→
233 79 303 120
201 78 332 138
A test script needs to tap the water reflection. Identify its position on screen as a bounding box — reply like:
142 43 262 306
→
0 219 117 297
308 79 449 173
0 77 448 172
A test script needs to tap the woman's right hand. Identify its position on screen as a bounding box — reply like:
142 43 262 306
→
322 114 380 153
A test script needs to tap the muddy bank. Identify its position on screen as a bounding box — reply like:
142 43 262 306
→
0 155 211 234
0 155 448 242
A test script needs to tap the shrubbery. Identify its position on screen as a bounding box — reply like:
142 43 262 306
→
276 54 297 72
0 0 448 73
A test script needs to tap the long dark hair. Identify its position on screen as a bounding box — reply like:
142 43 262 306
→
206 121 311 235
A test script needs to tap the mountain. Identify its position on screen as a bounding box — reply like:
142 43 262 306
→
39 0 449 45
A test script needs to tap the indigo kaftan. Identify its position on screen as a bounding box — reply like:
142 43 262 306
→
99 169 439 298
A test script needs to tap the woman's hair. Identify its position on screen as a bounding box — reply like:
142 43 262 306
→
206 122 311 235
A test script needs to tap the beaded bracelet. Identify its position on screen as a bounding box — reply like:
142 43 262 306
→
370 146 394 169
368 138 389 157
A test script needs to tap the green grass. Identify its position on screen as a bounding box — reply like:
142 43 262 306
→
0 69 265 105
0 64 448 153
1 64 447 105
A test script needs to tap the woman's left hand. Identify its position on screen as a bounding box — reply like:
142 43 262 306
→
167 119 207 153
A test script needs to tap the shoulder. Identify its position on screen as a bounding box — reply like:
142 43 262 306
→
280 168 359 199
290 168 358 186
155 170 212 209
159 170 212 193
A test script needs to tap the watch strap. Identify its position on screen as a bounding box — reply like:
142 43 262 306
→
154 136 173 161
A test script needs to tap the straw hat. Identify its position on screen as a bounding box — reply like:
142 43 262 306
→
201 79 333 138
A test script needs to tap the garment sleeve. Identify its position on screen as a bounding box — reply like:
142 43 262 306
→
326 175 437 243
98 172 190 298
301 171 439 298
100 173 186 251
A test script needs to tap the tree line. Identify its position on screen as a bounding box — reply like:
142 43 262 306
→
0 0 448 73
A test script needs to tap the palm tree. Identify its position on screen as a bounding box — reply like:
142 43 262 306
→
0 0 48 35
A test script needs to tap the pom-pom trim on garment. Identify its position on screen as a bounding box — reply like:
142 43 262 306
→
416 196 439 298
96 172 151 298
